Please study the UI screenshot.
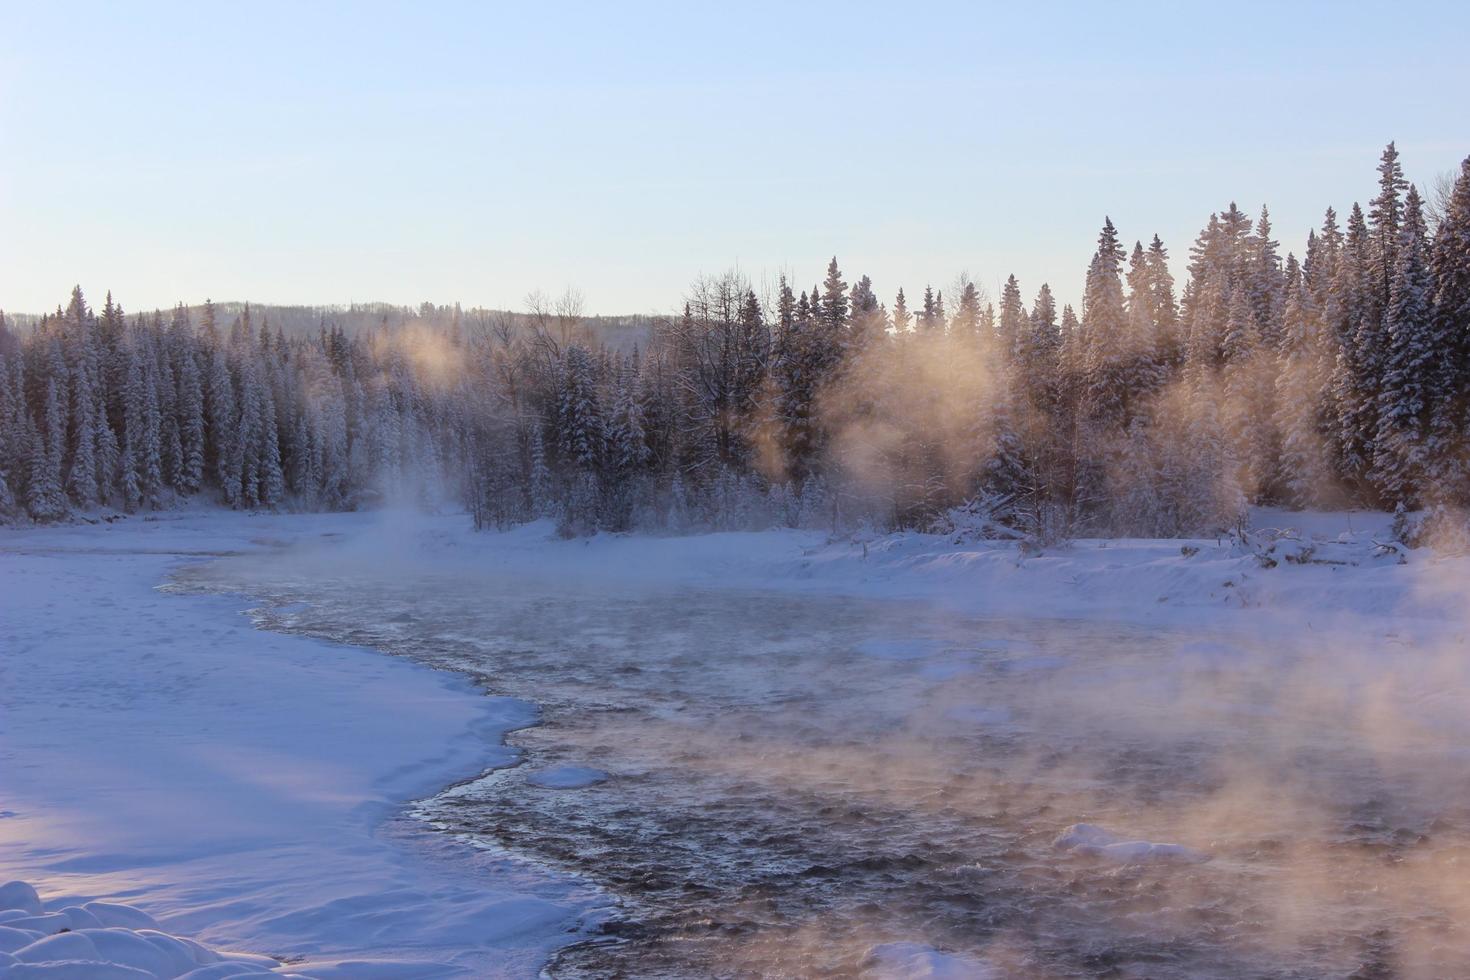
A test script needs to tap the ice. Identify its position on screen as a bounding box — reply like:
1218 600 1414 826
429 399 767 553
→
1053 823 1211 865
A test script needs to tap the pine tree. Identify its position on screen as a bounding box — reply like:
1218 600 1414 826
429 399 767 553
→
557 345 603 471
609 370 650 474
65 351 99 508
1113 418 1161 536
527 422 553 517
1220 286 1273 497
1330 203 1376 491
1081 218 1132 426
997 275 1026 358
0 458 12 515
1021 284 1060 409
258 379 286 507
919 286 938 332
133 334 164 507
1374 185 1435 505
207 344 240 506
178 357 205 495
776 275 795 336
1146 235 1181 373
821 257 849 333
1427 156 1470 499
848 274 883 350
1273 254 1330 506
318 378 350 508
892 288 912 334
1245 206 1285 346
1369 142 1409 314
953 279 982 339
28 381 67 520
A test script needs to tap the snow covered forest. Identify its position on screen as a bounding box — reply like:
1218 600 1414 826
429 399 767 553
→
3 143 1468 538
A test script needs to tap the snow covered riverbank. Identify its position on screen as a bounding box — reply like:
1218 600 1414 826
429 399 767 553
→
0 511 603 978
263 504 1464 642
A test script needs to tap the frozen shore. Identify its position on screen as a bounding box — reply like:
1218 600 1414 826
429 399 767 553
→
0 511 604 978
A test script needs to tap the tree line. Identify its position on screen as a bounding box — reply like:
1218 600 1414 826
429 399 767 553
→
2 143 1468 538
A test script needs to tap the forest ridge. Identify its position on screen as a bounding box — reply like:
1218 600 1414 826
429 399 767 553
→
2 144 1468 540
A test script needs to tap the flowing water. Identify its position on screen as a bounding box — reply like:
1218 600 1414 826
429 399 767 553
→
174 541 1470 979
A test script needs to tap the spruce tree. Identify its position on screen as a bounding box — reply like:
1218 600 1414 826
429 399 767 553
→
821 258 848 333
1273 254 1331 507
848 275 883 351
1374 185 1435 504
1146 235 1181 373
1081 218 1131 426
997 275 1025 357
66 352 99 508
28 381 67 520
892 288 911 333
1369 142 1409 313
1428 156 1470 499
1330 204 1376 491
175 333 205 495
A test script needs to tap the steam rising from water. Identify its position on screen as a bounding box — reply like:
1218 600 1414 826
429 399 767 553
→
175 518 1470 977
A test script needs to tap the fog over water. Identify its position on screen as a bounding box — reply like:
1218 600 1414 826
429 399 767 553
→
175 536 1470 979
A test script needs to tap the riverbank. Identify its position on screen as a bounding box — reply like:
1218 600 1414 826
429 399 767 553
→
0 511 603 977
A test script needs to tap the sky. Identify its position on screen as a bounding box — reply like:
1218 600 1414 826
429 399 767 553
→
2 1 1468 319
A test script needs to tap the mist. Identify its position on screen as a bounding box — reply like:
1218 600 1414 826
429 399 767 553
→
143 506 1470 977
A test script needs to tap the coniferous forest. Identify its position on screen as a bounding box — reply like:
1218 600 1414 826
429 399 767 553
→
3 144 1469 539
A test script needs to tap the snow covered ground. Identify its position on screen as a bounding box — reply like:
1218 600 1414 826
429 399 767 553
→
3 505 1468 977
0 511 605 978
242 504 1459 640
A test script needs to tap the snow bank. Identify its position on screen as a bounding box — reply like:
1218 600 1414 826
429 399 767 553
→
0 880 298 978
0 512 603 977
232 504 1461 641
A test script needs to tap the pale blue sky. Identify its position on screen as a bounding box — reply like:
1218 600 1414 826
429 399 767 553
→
3 1 1467 317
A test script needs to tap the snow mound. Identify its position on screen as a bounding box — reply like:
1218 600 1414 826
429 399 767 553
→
0 881 304 979
0 887 40 919
860 941 998 979
1052 824 1210 865
526 766 608 789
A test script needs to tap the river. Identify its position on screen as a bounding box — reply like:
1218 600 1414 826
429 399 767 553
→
173 540 1470 979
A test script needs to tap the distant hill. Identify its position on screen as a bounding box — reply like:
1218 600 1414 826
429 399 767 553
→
2 300 660 353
